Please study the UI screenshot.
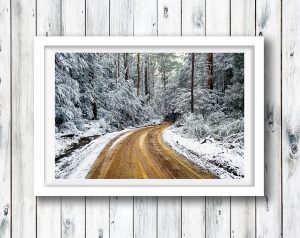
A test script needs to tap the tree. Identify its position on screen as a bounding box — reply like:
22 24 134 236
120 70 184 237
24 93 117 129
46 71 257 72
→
191 53 195 113
144 55 148 96
207 53 214 90
137 53 141 95
116 53 120 84
124 53 129 80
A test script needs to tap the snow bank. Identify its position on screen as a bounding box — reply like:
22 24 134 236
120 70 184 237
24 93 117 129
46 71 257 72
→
163 126 244 179
55 128 133 179
55 119 111 158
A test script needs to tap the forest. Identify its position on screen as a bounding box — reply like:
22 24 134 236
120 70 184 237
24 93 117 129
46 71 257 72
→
55 51 245 179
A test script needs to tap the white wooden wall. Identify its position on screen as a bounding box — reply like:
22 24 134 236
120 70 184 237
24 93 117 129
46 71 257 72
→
1 0 297 237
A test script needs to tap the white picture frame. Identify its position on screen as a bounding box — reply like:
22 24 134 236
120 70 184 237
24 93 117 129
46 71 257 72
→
34 36 264 196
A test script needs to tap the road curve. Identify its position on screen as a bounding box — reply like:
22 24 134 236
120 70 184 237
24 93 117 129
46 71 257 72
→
86 122 215 179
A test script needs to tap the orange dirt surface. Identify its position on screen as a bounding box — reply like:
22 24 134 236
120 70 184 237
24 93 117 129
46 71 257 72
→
86 122 215 179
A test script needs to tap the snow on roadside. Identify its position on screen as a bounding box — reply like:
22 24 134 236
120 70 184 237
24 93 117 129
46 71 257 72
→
55 119 110 158
55 128 133 179
56 119 162 159
163 126 244 179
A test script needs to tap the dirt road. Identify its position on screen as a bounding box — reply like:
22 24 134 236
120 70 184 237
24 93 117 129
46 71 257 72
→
87 123 215 179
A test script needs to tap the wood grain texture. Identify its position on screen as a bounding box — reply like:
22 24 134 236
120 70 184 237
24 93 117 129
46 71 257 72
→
157 3 182 237
206 197 230 238
256 0 282 237
61 197 85 238
0 0 10 237
205 1 231 238
157 197 181 238
181 2 206 237
230 1 256 237
37 197 61 238
11 0 36 237
231 0 255 36
206 0 230 36
182 197 206 238
157 0 181 36
85 1 110 238
134 197 157 238
110 197 133 238
62 0 85 36
282 0 300 237
133 2 158 238
109 3 134 237
134 0 157 36
86 0 109 36
36 1 62 237
61 1 86 237
182 0 205 36
230 197 255 238
36 0 61 36
110 0 134 36
86 197 110 238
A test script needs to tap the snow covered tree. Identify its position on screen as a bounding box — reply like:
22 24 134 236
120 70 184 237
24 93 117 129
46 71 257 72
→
207 53 214 90
137 53 141 95
191 53 195 113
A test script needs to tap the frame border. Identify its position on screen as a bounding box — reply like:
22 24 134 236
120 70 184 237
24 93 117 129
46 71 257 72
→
34 36 264 196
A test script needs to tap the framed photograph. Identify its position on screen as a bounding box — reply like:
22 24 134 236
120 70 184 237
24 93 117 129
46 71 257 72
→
34 37 264 196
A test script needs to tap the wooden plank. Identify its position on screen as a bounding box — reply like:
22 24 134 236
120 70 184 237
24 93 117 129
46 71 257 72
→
182 197 206 238
205 1 231 238
60 1 86 238
85 197 109 238
61 197 85 238
157 1 182 237
110 197 134 238
181 1 206 237
157 197 181 238
85 1 110 237
11 0 36 237
231 0 255 36
230 1 256 237
86 0 109 36
36 0 62 36
256 0 282 237
134 0 157 36
230 197 255 238
182 0 205 36
134 197 157 238
37 197 61 238
206 197 230 238
36 1 62 237
109 2 134 238
206 0 230 36
157 0 181 36
110 0 134 36
0 0 11 237
133 1 158 238
282 0 300 237
61 0 85 36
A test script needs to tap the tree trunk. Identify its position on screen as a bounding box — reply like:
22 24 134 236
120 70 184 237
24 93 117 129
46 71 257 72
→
124 53 129 80
207 53 214 90
144 56 148 95
116 53 120 83
148 54 151 99
92 101 97 119
191 53 195 113
137 53 140 95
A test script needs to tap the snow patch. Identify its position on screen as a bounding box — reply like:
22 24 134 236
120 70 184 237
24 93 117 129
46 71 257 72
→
55 128 133 179
163 126 244 179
